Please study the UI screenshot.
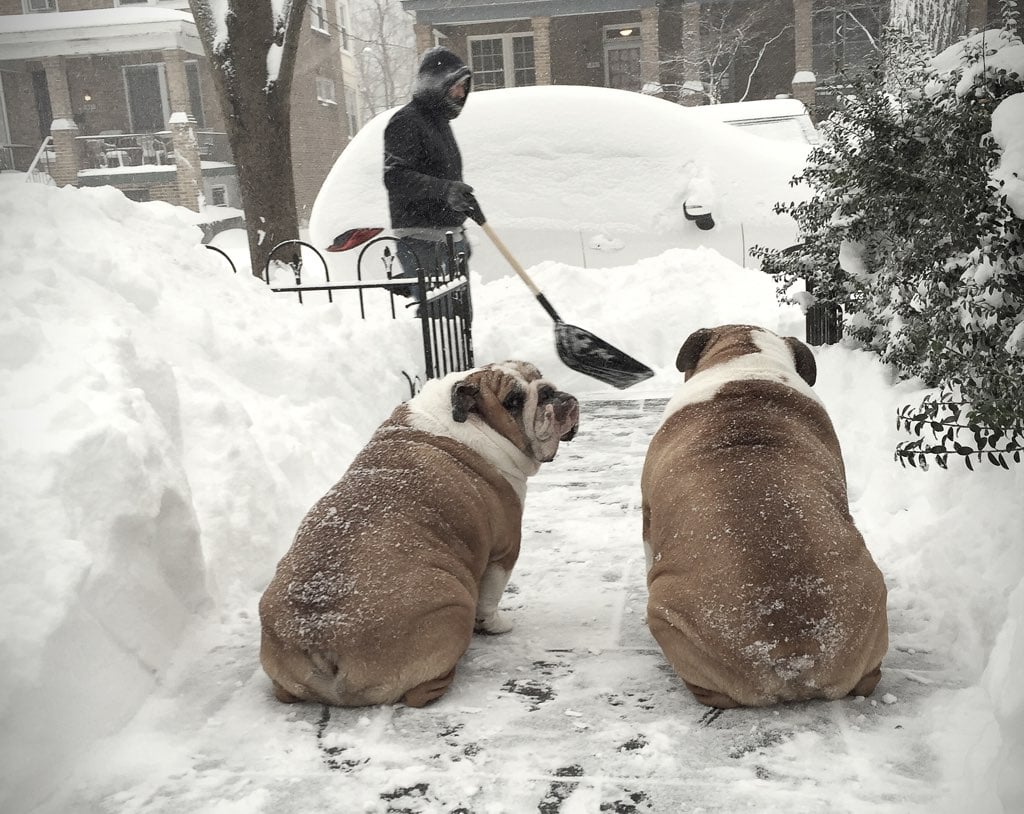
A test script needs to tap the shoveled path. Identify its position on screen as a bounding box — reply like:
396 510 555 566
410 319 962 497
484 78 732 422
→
42 395 948 814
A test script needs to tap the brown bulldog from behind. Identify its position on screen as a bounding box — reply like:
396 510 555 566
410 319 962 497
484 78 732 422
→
259 361 579 707
641 325 888 708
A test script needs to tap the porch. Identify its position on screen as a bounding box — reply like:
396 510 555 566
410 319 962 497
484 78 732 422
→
0 7 236 211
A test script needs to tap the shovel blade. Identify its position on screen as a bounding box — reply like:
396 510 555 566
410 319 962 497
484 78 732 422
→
554 322 654 390
325 227 384 252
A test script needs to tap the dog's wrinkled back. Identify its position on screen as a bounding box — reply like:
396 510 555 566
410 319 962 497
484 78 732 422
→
641 325 888 708
259 361 579 708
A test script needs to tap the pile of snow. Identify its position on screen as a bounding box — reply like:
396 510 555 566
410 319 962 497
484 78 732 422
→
0 178 418 810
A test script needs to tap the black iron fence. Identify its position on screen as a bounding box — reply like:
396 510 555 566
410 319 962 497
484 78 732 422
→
206 232 474 394
780 244 843 346
805 297 843 346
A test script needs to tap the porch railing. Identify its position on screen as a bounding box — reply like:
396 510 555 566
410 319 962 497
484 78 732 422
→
23 137 56 185
74 130 230 171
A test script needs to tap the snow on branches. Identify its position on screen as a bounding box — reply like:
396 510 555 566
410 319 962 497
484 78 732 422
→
753 14 1024 469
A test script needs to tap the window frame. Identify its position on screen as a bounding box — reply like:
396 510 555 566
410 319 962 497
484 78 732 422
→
0 71 11 147
310 0 329 35
24 0 58 12
812 2 888 82
344 85 359 137
467 33 535 90
316 76 337 106
602 24 642 91
337 0 352 52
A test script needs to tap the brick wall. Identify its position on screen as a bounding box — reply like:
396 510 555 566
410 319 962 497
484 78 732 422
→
531 17 552 85
552 11 640 87
791 0 815 105
290 1 350 224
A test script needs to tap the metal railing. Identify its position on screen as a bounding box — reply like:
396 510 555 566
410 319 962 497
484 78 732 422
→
204 233 475 393
75 130 230 171
23 137 55 185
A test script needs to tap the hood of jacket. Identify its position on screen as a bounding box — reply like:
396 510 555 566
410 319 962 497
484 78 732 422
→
412 46 472 118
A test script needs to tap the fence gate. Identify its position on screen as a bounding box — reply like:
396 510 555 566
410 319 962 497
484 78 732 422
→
412 232 474 381
230 232 474 395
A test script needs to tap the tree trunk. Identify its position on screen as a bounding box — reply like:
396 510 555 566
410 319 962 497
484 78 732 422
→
190 0 309 278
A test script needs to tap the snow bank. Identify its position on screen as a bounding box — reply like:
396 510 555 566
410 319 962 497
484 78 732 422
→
0 180 419 811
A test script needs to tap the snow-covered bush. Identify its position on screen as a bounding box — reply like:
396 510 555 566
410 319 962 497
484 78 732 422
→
755 13 1024 469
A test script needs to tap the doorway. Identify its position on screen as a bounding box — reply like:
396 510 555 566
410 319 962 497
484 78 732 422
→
604 26 642 91
32 70 52 139
123 64 169 132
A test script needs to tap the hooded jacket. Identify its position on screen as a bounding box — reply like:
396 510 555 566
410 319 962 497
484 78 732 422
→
384 47 472 229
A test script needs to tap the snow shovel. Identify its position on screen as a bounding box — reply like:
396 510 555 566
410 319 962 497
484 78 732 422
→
474 218 654 390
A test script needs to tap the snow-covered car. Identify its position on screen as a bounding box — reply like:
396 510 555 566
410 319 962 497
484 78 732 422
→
687 97 820 145
310 85 811 283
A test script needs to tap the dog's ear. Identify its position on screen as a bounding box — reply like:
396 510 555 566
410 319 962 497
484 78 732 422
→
784 336 817 386
676 328 713 377
451 380 480 422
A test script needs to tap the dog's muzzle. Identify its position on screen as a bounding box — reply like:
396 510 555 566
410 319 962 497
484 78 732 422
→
553 393 580 441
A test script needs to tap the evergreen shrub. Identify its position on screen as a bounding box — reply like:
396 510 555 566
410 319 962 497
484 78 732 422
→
754 12 1024 469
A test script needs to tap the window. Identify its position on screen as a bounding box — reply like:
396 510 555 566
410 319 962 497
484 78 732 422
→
25 0 57 11
337 0 352 51
604 25 641 91
344 86 359 137
122 188 151 203
185 61 205 128
116 0 153 6
210 185 227 207
0 72 11 147
812 3 888 84
316 77 337 105
468 34 535 90
310 0 329 33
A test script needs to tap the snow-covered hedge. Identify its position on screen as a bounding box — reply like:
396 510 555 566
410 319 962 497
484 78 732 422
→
755 17 1024 468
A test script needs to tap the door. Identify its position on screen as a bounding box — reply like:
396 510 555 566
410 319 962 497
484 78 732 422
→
124 64 169 132
32 70 52 139
606 43 641 90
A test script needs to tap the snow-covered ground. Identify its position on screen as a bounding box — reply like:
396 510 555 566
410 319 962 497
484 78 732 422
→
2 56 1023 814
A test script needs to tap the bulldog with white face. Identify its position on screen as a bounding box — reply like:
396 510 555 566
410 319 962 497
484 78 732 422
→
259 361 580 707
641 325 888 708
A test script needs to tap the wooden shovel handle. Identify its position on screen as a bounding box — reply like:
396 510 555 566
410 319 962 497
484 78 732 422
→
480 222 543 298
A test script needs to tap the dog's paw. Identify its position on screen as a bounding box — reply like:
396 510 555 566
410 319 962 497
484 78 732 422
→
475 612 513 635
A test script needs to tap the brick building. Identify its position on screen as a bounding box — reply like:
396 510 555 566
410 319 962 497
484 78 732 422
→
401 0 1001 114
0 0 352 223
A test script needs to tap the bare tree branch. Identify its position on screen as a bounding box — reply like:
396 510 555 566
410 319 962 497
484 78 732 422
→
740 25 793 102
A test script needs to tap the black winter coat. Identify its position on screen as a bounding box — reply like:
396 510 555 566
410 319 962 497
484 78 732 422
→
384 48 472 229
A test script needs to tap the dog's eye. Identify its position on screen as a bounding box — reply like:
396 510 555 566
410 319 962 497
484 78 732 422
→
503 392 524 412
538 385 555 401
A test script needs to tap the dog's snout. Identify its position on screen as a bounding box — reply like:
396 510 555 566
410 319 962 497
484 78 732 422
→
556 393 580 441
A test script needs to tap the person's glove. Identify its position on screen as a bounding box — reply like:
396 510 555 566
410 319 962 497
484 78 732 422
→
444 181 477 213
